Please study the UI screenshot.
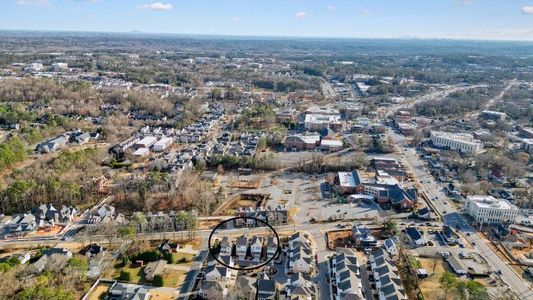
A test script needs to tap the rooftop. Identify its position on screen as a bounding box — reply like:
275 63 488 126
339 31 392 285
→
338 172 356 187
430 131 482 145
305 106 340 115
304 114 341 123
467 195 518 210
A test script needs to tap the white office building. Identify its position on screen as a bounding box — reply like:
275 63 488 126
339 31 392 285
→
465 195 519 224
430 131 483 155
304 114 341 131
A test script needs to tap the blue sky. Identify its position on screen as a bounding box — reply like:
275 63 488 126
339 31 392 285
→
1 0 533 40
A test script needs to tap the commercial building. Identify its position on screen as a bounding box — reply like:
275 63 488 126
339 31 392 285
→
284 134 320 151
481 110 506 121
465 195 519 225
430 131 483 155
276 108 297 123
153 137 173 152
521 138 533 155
135 136 157 149
52 63 69 72
397 122 417 135
303 106 342 132
338 171 360 194
133 147 150 156
304 114 342 131
320 139 343 152
305 106 340 116
518 126 533 139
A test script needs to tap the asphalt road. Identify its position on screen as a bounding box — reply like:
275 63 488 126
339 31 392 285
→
389 130 533 300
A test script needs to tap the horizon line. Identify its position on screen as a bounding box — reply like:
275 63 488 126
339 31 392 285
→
1 28 533 44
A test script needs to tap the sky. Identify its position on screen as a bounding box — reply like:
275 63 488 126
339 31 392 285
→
1 0 533 41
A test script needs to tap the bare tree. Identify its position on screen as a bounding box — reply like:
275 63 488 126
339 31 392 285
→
98 221 118 246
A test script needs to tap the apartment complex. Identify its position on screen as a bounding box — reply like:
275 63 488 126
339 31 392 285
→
465 195 519 224
430 131 483 155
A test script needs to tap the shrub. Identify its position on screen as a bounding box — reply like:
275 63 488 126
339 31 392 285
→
121 255 130 267
163 252 174 264
131 250 162 263
152 274 164 287
119 270 132 282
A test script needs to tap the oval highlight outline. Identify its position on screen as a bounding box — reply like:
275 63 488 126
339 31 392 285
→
207 216 282 271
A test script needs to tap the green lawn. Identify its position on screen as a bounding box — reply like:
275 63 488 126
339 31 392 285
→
172 253 195 265
162 270 185 287
112 265 145 284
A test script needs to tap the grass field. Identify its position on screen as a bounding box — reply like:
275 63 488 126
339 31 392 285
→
162 269 185 287
172 252 195 265
112 265 145 284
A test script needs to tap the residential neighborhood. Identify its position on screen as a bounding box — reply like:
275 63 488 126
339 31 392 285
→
0 8 532 300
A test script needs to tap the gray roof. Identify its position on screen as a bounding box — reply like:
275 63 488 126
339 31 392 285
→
405 227 422 240
109 282 149 300
144 259 167 279
257 277 276 293
219 236 231 248
251 236 263 247
236 235 248 247
446 255 468 273
266 236 278 248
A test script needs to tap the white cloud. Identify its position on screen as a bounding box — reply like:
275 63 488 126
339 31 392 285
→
139 2 173 11
16 0 50 6
327 5 335 11
231 17 240 23
360 9 371 16
295 11 307 19
522 6 533 14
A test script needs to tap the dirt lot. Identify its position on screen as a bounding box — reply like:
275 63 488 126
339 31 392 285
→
229 176 261 189
326 229 352 250
215 193 268 215
26 225 65 237
419 257 451 300
150 290 178 300
237 199 257 207
85 282 112 300
198 220 221 230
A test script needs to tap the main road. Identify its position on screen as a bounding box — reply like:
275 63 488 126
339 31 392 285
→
389 129 533 300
